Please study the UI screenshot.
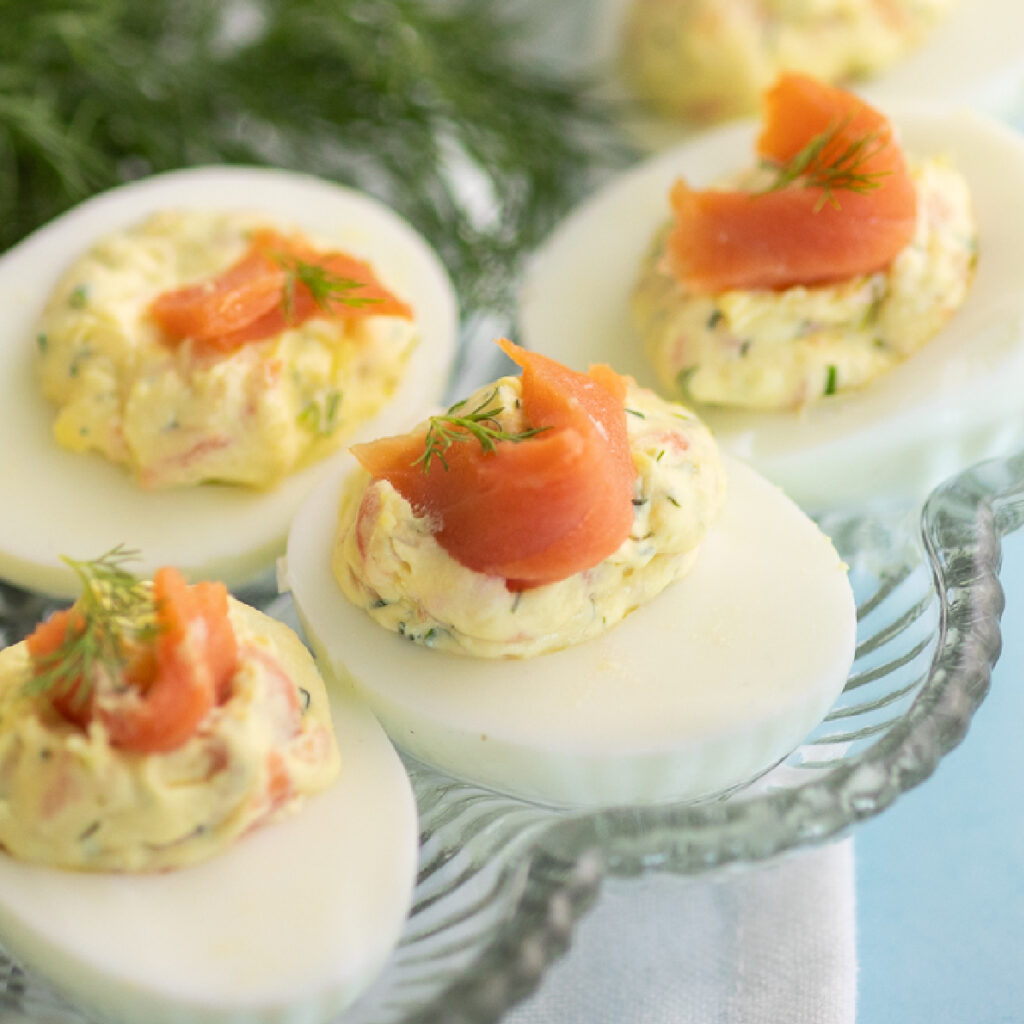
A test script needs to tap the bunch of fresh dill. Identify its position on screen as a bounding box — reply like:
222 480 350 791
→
0 0 629 317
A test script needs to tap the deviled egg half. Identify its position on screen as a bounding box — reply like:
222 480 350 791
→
0 166 458 597
0 554 418 1024
286 341 856 808
584 0 1024 146
614 0 953 126
519 95 1024 511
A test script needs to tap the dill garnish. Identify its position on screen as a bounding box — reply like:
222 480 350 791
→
0 1 628 318
25 547 158 706
272 254 380 322
760 118 892 211
413 388 549 472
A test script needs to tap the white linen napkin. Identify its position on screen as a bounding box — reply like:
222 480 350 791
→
506 838 856 1024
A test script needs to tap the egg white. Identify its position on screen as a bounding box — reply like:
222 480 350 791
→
583 0 1024 151
518 104 1024 512
0 166 458 598
285 452 856 809
0 686 418 1024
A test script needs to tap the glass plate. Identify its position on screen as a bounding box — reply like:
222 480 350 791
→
0 448 1016 1024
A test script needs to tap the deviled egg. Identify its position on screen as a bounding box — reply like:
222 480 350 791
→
584 0 1024 146
286 343 856 808
615 0 953 126
519 100 1024 511
0 166 457 597
0 555 418 1024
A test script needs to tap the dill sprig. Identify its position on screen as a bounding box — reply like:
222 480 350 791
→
25 546 158 705
0 1 630 319
414 388 549 472
760 118 892 211
272 253 380 323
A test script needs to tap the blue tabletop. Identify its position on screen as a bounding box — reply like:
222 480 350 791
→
855 528 1024 1022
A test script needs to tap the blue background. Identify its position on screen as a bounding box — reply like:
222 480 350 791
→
855 529 1024 1021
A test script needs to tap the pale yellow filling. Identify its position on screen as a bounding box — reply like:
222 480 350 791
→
332 379 726 659
0 602 339 872
37 210 417 489
619 0 955 124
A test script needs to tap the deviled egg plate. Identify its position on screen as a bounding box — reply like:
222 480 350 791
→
286 341 857 808
519 99 1024 511
0 166 458 597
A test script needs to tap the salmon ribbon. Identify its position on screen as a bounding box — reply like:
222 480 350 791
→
351 339 637 589
667 72 917 293
27 567 238 753
150 229 413 353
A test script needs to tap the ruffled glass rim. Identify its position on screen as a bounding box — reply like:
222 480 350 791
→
396 449 1019 1023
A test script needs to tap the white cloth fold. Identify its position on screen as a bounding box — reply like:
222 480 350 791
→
507 838 856 1024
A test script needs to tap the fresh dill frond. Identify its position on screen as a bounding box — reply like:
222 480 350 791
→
272 254 380 322
25 546 158 705
0 1 630 319
760 118 892 211
413 388 549 472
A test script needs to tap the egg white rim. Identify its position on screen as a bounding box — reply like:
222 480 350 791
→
284 452 857 808
518 102 1024 510
0 679 421 1024
0 165 459 598
0 684 419 1024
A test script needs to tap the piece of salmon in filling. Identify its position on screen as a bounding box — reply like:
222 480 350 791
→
632 73 977 411
331 339 726 658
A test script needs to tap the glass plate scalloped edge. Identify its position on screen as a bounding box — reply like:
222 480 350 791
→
0 449 1017 1024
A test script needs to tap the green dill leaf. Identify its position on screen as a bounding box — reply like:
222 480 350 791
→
25 546 159 706
68 284 89 309
824 364 839 396
272 253 381 322
413 387 550 472
759 117 892 211
323 389 341 432
297 388 343 437
625 407 646 419
676 366 699 397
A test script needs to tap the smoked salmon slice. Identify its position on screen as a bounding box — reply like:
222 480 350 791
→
27 566 239 753
150 228 413 353
667 73 917 293
351 339 636 589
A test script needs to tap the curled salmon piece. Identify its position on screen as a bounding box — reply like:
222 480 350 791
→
26 567 238 753
150 228 413 353
667 73 918 293
351 339 636 589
